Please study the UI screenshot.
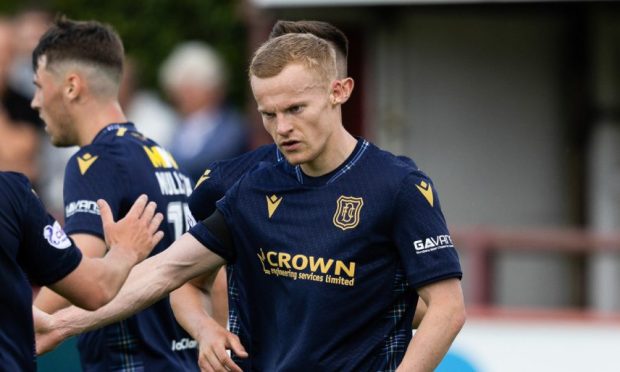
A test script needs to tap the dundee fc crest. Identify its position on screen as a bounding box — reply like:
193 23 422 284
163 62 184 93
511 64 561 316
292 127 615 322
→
333 196 364 230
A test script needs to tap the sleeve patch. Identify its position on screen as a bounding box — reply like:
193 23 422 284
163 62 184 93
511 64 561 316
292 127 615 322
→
43 221 72 249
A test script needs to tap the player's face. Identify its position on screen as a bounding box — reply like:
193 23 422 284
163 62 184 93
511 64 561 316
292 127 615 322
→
31 56 76 147
251 63 339 173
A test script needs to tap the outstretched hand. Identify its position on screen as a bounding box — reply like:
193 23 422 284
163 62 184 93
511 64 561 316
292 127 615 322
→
99 195 164 264
197 317 248 372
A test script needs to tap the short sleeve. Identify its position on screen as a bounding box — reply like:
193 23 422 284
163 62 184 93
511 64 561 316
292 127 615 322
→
189 144 280 221
188 211 235 263
63 149 124 238
188 179 241 263
189 163 226 221
18 180 82 286
392 172 462 289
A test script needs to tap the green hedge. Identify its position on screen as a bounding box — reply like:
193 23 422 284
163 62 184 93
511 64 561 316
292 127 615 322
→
3 0 248 105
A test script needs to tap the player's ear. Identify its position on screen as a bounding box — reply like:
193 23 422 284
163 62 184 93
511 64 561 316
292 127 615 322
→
64 73 82 101
339 77 354 104
330 77 354 105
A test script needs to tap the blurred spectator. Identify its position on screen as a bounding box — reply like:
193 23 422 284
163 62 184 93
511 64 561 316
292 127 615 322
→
9 9 52 98
119 57 179 148
0 16 42 183
2 10 67 217
160 41 250 182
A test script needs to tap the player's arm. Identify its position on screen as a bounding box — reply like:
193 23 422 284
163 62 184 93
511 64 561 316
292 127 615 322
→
170 268 228 328
396 278 466 372
392 171 464 366
34 233 106 313
412 297 427 329
170 268 246 372
170 273 217 331
43 196 162 311
35 232 226 355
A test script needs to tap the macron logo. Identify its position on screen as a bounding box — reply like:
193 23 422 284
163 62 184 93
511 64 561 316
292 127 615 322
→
77 153 98 175
266 194 282 218
413 235 454 254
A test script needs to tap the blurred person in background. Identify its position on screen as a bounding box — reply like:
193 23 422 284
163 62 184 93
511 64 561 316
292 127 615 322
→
160 41 250 182
4 9 71 217
119 56 178 148
9 9 52 98
0 16 43 183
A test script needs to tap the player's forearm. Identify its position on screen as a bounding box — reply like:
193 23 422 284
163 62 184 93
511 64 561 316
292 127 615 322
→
52 233 224 338
41 250 136 312
397 298 465 371
89 246 137 303
33 306 51 329
170 282 214 341
411 297 427 329
52 257 170 338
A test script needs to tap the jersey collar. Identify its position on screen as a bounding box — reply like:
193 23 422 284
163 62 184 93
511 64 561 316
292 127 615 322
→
91 122 137 144
290 138 369 186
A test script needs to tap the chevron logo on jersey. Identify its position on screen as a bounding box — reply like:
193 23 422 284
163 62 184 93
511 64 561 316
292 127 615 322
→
77 153 98 175
266 194 282 218
415 181 434 207
333 196 363 230
195 169 211 188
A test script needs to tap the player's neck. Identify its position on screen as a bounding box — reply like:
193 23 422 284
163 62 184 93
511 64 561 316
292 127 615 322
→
75 100 128 147
300 129 357 177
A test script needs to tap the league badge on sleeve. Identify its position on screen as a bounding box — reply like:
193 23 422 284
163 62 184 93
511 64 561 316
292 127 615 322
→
43 221 72 249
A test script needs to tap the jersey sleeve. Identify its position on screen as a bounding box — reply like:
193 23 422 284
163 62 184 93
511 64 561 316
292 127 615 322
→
189 144 280 221
392 172 462 289
63 148 125 239
188 163 226 221
188 175 244 263
15 176 82 286
188 210 235 262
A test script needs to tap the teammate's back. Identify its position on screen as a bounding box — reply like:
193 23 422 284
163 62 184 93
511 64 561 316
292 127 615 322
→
64 123 198 371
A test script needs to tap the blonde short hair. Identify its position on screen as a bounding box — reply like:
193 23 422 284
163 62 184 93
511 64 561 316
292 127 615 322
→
249 33 337 85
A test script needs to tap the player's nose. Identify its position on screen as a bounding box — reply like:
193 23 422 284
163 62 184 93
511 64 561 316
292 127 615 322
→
30 94 40 111
275 116 293 135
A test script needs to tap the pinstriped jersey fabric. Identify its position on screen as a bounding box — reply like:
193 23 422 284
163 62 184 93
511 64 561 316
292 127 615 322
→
190 138 462 370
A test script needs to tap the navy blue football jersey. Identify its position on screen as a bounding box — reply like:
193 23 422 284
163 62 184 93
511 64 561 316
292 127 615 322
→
190 139 462 371
63 123 198 372
189 144 282 220
0 172 82 372
188 144 282 343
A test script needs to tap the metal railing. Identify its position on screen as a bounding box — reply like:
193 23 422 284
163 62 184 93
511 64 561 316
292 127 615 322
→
452 226 620 310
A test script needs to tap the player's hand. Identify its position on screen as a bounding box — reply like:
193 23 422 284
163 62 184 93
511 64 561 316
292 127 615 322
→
33 307 65 355
99 195 164 264
197 317 248 372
